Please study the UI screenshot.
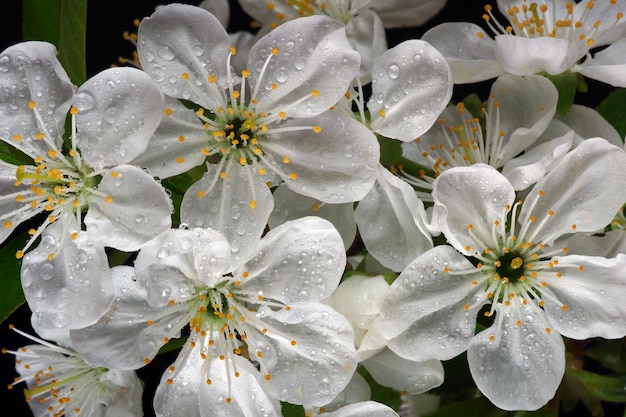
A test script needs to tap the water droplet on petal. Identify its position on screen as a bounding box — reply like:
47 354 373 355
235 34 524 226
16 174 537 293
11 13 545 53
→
387 64 400 79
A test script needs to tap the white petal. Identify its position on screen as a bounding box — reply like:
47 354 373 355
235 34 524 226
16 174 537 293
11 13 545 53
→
318 372 371 412
320 401 400 417
180 163 274 264
0 41 73 157
380 246 483 361
502 131 574 191
467 304 565 411
238 216 345 303
70 266 189 370
73 67 164 169
432 165 515 255
0 160 38 245
345 10 387 84
368 39 452 141
134 227 232 290
130 96 207 179
249 15 360 118
519 138 626 244
137 4 231 107
245 303 357 406
21 215 113 330
269 183 356 250
562 229 626 258
362 348 444 394
200 355 282 417
263 111 379 203
85 165 173 251
237 0 299 25
495 35 583 75
198 0 230 28
355 166 433 272
421 22 502 84
490 74 558 165
556 104 622 146
574 38 626 87
154 343 203 417
545 254 626 339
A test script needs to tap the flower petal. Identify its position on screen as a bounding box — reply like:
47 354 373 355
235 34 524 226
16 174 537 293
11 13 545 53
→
319 401 400 417
137 3 231 108
262 111 379 203
238 216 345 304
70 266 190 370
199 355 282 417
556 104 622 146
21 214 113 330
73 67 164 169
269 183 356 250
574 38 626 87
519 138 626 244
495 34 583 75
130 96 208 179
134 227 232 290
380 246 483 361
467 304 565 411
85 165 173 251
545 254 626 339
245 302 357 406
368 39 452 141
355 166 433 272
248 15 360 118
0 41 73 157
180 163 274 264
432 164 515 255
345 10 387 84
422 22 501 83
362 348 444 394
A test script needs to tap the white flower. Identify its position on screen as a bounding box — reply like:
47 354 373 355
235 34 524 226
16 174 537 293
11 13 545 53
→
307 400 401 417
69 217 357 411
380 138 626 410
132 4 378 257
423 0 626 86
325 274 444 395
342 38 453 271
0 41 172 257
6 324 143 417
399 74 567 195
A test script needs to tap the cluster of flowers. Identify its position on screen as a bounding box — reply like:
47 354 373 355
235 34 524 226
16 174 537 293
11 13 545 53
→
4 0 626 416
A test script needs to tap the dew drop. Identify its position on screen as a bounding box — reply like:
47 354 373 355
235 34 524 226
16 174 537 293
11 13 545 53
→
158 45 176 61
387 64 400 79
0 55 10 72
39 263 55 281
157 247 170 259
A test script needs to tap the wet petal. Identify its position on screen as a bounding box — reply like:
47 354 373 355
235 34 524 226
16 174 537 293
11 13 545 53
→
85 165 173 251
74 67 164 169
21 215 113 330
249 15 360 118
495 35 583 75
467 304 565 411
0 41 73 157
355 167 433 272
238 216 345 304
262 111 379 203
368 39 452 141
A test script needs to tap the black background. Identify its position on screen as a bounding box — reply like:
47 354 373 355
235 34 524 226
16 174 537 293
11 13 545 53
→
0 1 619 416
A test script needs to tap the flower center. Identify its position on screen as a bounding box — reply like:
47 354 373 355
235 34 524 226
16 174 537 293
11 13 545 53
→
265 0 353 24
4 104 109 259
495 251 526 282
480 1 624 47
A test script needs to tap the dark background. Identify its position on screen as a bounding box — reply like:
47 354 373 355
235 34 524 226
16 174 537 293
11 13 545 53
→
0 1 619 416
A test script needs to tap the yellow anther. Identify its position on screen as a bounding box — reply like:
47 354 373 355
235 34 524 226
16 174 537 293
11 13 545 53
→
312 126 322 133
249 200 257 209
181 72 189 80
271 47 279 55
510 257 523 269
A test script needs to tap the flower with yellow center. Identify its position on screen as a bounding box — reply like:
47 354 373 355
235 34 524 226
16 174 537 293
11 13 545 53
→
132 4 378 261
423 0 626 87
381 139 626 410
69 217 357 413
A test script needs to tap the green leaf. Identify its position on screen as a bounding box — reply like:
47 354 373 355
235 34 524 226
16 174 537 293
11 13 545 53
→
571 368 626 403
22 0 87 85
377 135 403 166
22 0 62 45
597 88 626 140
0 235 28 324
544 71 582 116
58 0 88 85
0 141 34 166
281 402 305 417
